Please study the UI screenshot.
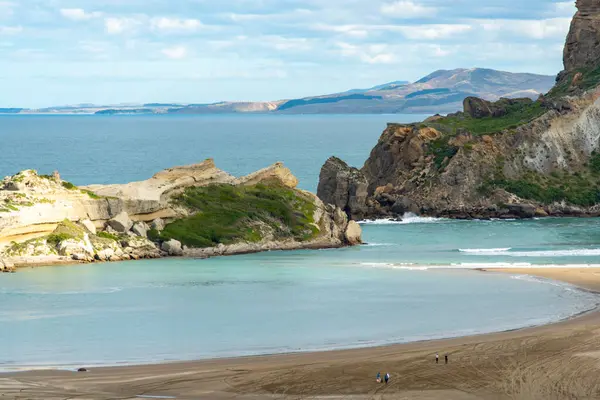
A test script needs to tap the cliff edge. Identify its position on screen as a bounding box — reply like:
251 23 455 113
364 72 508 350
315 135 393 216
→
318 2 600 220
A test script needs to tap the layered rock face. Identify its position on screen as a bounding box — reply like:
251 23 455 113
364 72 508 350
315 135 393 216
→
0 160 361 268
564 0 600 72
317 4 600 220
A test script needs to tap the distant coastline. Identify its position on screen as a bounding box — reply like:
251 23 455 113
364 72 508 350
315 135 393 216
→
2 68 554 116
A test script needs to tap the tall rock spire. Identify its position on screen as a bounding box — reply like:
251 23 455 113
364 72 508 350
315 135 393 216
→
563 0 600 72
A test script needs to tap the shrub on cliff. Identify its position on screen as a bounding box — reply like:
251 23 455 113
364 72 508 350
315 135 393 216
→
158 183 319 248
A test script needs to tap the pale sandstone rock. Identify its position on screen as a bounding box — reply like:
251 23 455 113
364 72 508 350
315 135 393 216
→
132 221 149 238
150 218 165 232
161 239 183 256
80 219 97 235
235 162 299 188
344 221 362 245
107 211 133 233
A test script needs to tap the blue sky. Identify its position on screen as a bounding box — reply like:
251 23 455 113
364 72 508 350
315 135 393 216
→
0 0 576 107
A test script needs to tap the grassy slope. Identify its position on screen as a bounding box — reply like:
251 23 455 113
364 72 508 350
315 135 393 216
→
419 69 600 206
156 183 319 248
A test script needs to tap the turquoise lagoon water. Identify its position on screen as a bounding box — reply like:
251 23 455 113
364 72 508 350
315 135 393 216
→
1 115 600 370
1 219 600 371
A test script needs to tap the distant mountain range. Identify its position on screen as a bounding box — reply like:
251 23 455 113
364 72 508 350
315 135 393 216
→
5 68 555 115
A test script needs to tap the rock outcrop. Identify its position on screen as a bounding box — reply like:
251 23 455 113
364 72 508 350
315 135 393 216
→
0 160 362 269
563 0 600 72
317 157 369 220
317 3 600 220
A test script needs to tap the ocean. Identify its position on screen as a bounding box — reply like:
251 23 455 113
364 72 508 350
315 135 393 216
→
1 115 599 371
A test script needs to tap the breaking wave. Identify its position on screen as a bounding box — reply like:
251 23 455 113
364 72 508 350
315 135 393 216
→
459 248 512 254
360 213 445 225
459 248 600 257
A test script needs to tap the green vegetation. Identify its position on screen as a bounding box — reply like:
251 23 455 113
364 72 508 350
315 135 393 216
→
589 151 600 174
147 228 160 242
157 183 319 248
80 189 101 199
97 231 119 241
480 170 600 207
5 238 56 256
427 137 459 169
548 64 600 98
61 181 77 190
431 101 546 136
46 219 85 245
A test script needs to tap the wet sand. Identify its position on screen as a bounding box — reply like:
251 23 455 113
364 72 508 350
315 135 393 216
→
4 268 600 399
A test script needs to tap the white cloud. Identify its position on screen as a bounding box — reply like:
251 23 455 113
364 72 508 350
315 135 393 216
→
336 42 396 64
262 36 311 51
0 1 16 18
311 24 369 38
151 17 202 32
105 17 140 34
548 1 576 17
0 25 21 35
381 1 437 18
396 24 472 39
481 18 571 39
162 45 187 59
60 8 102 21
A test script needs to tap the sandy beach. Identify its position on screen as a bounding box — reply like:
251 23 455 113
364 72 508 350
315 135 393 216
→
3 268 600 400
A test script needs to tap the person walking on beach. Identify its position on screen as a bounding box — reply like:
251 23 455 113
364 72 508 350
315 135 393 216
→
435 353 439 364
384 373 390 384
376 372 381 383
445 354 448 364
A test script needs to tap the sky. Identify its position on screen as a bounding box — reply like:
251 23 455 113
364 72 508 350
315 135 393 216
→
0 0 577 108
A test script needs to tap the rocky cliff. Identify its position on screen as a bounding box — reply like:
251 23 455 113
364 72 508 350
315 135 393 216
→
0 161 361 271
318 2 600 220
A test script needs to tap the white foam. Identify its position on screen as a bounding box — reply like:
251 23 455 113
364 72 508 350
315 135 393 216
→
459 248 512 253
451 263 600 269
359 213 444 225
359 262 428 271
363 243 395 247
461 248 600 257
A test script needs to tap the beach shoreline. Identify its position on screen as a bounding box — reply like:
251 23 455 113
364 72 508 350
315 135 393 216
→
4 267 600 399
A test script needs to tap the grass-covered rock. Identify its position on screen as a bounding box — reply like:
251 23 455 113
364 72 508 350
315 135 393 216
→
481 169 600 207
158 183 320 248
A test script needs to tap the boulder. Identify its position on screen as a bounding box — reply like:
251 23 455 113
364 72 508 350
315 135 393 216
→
161 239 183 256
0 257 15 272
57 234 94 258
506 203 536 219
317 157 368 220
463 97 533 119
132 221 149 238
150 218 165 232
344 221 362 245
95 248 115 261
107 211 133 233
80 219 97 235
391 196 420 216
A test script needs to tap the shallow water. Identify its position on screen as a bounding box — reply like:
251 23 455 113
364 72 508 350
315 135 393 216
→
1 219 599 371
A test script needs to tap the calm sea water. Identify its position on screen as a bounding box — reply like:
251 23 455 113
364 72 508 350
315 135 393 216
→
0 114 428 191
1 115 600 370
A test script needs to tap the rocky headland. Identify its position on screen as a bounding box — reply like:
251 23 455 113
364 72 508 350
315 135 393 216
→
0 160 361 272
318 0 600 221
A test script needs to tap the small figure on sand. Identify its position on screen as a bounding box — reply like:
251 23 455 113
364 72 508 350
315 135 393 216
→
385 372 390 384
435 353 439 364
376 372 381 383
445 353 448 364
